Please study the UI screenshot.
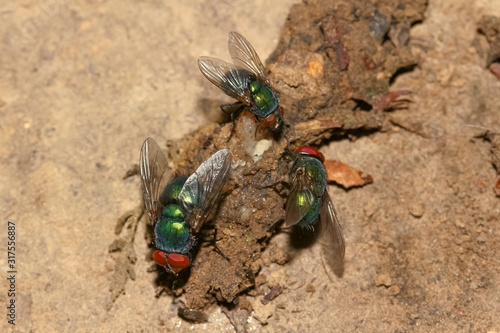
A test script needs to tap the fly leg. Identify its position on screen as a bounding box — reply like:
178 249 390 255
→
203 225 230 261
282 138 295 162
221 102 245 142
227 111 238 142
213 226 230 261
254 121 262 139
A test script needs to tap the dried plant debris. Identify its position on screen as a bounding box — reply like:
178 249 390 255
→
222 305 251 333
177 306 209 323
324 160 373 189
490 63 500 80
107 205 144 308
480 131 500 196
478 15 500 69
261 285 283 305
477 15 500 80
268 0 425 126
109 0 427 314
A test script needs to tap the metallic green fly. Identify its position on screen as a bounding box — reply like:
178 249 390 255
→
285 146 345 262
198 32 284 135
140 137 232 275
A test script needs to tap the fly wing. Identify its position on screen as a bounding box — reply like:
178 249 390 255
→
285 175 317 227
178 149 232 233
320 193 345 261
198 56 252 106
139 137 171 225
227 31 270 85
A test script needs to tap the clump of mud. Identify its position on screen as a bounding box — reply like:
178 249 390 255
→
110 0 428 314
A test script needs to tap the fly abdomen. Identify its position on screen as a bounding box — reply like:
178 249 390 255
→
295 190 322 228
162 204 185 220
155 212 190 252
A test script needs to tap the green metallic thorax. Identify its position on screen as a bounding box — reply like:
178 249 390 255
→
249 80 278 117
160 176 187 204
292 156 327 227
301 158 327 197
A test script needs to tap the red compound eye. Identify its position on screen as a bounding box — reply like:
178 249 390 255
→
152 250 167 267
279 106 285 115
167 253 190 273
296 146 325 162
262 114 277 128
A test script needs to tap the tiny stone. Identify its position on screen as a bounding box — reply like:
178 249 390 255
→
476 233 487 244
222 228 233 236
409 203 424 218
276 302 286 309
267 268 287 287
455 220 465 228
363 201 378 217
252 301 273 325
375 274 392 287
255 274 267 287
461 234 471 242
305 284 315 293
438 213 448 223
388 285 400 295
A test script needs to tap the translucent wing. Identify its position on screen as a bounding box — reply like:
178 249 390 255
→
320 193 345 260
178 149 232 233
139 137 171 225
227 31 270 85
198 56 252 105
285 178 318 227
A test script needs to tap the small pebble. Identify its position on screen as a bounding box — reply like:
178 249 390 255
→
476 233 487 244
252 301 273 325
437 213 448 223
375 274 392 287
305 284 315 293
363 201 378 217
409 203 424 218
255 274 266 287
455 220 465 228
388 285 400 295
276 302 286 309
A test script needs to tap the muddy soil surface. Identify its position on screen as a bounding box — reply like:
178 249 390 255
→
1 0 499 332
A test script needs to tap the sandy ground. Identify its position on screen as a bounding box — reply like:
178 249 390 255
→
1 0 500 332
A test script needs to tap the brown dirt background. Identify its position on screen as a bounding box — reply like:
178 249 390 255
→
1 0 500 332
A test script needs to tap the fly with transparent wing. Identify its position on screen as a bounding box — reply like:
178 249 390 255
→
285 146 345 267
198 31 284 134
140 137 232 275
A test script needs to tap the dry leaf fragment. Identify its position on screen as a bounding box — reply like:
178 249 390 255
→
294 119 343 133
261 285 283 305
324 160 373 188
490 63 500 80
